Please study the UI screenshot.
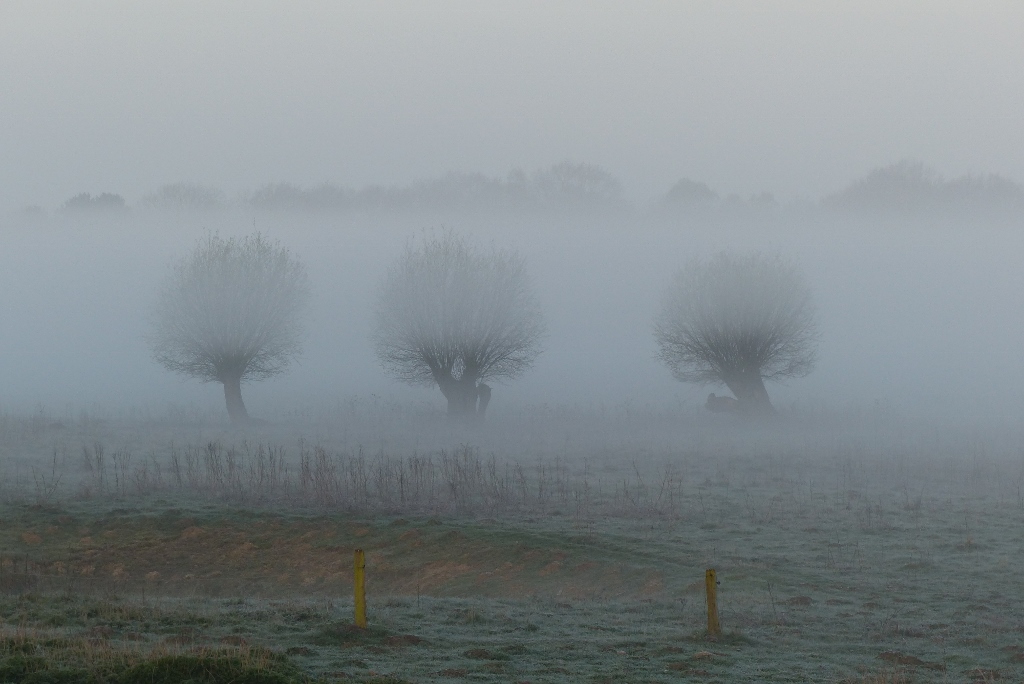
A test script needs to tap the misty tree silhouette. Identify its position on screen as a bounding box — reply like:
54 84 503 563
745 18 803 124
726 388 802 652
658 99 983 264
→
148 233 309 424
655 252 818 416
373 231 545 422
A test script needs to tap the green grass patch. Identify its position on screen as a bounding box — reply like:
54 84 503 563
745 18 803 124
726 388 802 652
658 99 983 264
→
0 639 312 684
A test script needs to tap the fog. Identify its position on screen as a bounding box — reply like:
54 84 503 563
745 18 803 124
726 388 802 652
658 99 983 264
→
0 202 1021 433
1 4 1023 433
3 3 1024 210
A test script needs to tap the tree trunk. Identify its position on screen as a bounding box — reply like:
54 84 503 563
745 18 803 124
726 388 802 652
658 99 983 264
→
476 383 491 421
222 374 249 425
724 372 775 417
438 377 479 421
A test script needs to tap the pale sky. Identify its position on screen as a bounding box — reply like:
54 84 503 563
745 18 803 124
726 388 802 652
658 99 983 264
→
2 2 1023 210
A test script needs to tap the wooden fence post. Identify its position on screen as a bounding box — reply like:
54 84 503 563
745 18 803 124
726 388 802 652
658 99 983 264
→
705 568 721 636
354 549 367 628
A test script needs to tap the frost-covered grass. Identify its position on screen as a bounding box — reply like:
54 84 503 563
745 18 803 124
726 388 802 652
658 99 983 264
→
1 407 1023 681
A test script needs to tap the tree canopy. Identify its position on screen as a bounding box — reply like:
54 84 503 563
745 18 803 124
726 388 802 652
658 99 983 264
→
373 232 545 419
149 233 308 422
654 252 817 414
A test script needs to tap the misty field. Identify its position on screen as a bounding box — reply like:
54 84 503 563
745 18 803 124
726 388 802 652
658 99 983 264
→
8 1 1024 680
1 406 1023 683
1 210 1020 684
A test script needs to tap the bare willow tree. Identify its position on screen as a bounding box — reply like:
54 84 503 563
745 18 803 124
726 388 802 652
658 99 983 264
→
654 252 817 415
149 233 309 424
373 232 545 421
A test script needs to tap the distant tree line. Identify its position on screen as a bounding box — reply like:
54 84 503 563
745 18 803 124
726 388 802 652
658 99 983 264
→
60 192 128 213
50 159 1024 217
242 162 625 213
822 160 1024 213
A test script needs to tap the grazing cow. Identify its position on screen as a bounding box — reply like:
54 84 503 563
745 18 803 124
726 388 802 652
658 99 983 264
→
706 392 739 413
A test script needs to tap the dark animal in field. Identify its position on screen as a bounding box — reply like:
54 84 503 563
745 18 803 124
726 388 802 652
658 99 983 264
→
706 392 739 413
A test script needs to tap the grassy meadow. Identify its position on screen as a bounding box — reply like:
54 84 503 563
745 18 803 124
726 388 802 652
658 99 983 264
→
1 404 1023 683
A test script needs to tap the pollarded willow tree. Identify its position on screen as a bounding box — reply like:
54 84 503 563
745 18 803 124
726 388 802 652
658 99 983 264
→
149 233 309 424
654 252 818 415
373 232 545 421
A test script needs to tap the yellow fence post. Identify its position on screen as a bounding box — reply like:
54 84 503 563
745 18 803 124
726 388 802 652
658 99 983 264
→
705 568 721 637
354 549 367 628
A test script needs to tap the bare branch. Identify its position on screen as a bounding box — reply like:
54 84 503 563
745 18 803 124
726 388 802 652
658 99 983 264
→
148 233 309 386
654 252 818 412
372 231 545 417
